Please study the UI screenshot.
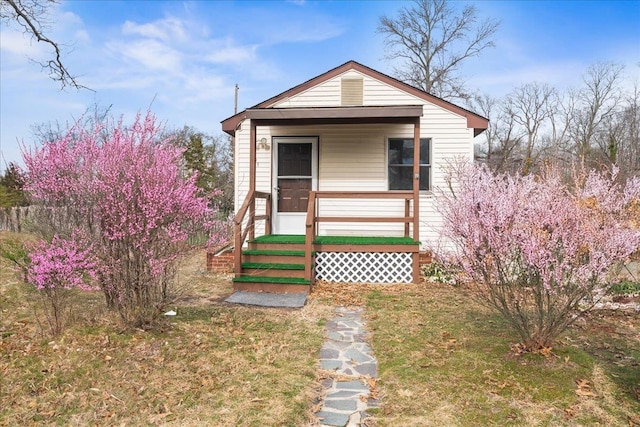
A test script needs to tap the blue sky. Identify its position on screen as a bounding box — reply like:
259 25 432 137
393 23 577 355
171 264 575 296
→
1 0 639 170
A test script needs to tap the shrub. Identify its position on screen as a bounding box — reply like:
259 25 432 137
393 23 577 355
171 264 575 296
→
26 235 99 335
610 280 640 295
22 111 212 328
438 163 640 351
421 260 457 285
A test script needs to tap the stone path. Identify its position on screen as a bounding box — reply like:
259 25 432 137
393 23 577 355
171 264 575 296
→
315 307 379 427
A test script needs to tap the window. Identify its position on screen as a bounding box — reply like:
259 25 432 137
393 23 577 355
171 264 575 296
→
388 138 431 191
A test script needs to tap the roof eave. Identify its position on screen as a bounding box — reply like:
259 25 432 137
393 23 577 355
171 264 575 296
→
221 60 489 136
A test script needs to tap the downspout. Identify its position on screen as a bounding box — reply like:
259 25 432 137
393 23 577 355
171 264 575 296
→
412 117 421 284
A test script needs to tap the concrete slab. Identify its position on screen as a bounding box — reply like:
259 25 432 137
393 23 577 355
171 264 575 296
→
225 291 307 308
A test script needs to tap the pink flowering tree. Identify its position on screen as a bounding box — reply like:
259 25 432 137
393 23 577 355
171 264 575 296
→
23 111 211 328
438 162 640 351
206 213 234 251
27 235 99 335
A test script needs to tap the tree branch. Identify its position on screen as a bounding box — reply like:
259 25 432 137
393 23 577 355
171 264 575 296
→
378 0 499 101
3 0 89 90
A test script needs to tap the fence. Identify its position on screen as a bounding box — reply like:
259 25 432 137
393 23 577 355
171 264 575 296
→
2 207 234 249
0 206 39 233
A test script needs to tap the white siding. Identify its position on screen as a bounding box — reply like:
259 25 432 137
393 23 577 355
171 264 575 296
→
362 75 422 105
234 120 271 238
269 123 409 236
271 78 341 107
235 71 476 250
271 69 425 108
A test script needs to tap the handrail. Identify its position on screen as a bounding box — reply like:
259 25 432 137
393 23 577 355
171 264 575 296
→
313 190 413 199
233 189 272 275
304 192 317 281
236 189 416 281
303 190 417 282
308 191 414 234
234 189 255 226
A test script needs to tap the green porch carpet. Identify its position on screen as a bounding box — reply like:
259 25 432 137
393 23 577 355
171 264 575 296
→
241 262 305 270
251 235 306 244
243 249 307 256
251 235 419 245
314 235 418 245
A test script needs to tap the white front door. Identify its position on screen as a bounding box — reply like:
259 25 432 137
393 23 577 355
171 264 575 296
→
272 137 318 235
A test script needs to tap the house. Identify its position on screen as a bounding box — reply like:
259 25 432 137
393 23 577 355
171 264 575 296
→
221 60 488 293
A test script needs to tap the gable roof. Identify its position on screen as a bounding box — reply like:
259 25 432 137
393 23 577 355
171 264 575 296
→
221 60 488 136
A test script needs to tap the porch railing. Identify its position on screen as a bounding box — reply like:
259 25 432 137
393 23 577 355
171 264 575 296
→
304 190 416 281
233 189 271 274
234 189 418 284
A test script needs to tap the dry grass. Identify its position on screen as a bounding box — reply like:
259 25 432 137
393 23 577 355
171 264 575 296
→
0 234 329 426
362 282 640 426
2 231 639 426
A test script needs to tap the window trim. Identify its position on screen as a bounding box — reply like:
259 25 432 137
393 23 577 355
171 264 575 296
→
387 137 432 192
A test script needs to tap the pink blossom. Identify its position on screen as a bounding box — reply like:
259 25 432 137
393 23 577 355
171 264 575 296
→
22 111 215 326
437 162 640 349
439 163 640 292
27 235 99 291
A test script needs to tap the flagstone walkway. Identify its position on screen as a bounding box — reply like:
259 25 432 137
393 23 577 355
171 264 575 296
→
314 307 380 427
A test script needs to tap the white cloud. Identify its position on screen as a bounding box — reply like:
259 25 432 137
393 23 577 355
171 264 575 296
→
122 17 189 43
57 10 85 28
259 17 345 45
73 29 91 44
0 30 52 59
203 40 258 64
100 14 270 93
108 38 183 72
116 16 253 68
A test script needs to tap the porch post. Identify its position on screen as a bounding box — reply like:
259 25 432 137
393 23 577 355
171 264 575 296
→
233 122 257 276
250 121 256 192
412 117 421 284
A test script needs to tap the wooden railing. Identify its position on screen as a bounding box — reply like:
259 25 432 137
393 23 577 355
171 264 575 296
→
233 189 272 273
304 190 416 281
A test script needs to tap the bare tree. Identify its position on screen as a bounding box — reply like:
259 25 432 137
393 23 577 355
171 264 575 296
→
618 83 640 177
378 0 499 101
474 62 636 177
545 89 575 166
570 62 624 164
472 93 523 173
597 82 640 178
505 82 556 174
1 0 85 89
471 93 499 164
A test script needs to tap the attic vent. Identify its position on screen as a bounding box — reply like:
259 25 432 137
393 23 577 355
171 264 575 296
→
341 77 363 106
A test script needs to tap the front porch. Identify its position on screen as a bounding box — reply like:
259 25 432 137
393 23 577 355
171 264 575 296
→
232 234 420 294
229 97 427 294
221 60 489 295
233 189 422 294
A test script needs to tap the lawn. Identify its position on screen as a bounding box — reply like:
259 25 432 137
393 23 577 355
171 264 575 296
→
1 231 639 426
361 283 640 426
0 232 330 426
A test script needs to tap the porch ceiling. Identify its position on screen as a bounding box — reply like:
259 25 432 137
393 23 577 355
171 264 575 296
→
246 105 423 120
223 105 423 134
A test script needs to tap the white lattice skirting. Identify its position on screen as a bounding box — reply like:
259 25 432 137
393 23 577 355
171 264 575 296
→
315 252 413 284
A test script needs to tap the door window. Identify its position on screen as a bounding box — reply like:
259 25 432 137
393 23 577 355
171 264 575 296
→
277 143 312 213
